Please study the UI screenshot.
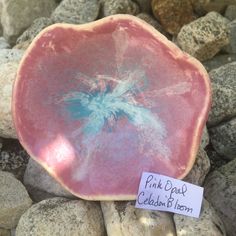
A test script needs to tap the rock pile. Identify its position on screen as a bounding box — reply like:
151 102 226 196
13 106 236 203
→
0 0 235 235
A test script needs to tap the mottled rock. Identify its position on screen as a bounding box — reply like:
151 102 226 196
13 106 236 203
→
206 148 228 171
207 62 236 126
184 148 210 186
136 13 169 37
0 37 10 49
17 17 53 45
101 0 139 17
0 49 24 64
210 118 236 160
0 61 19 138
134 0 151 13
152 0 195 35
24 158 75 202
16 198 105 236
0 1 2 36
224 5 236 21
177 12 229 61
0 228 10 236
101 201 176 236
200 126 209 149
224 19 236 53
0 171 32 229
174 199 226 236
1 0 57 45
203 53 236 71
204 159 236 236
52 0 100 24
0 138 29 180
192 0 235 15
13 40 31 50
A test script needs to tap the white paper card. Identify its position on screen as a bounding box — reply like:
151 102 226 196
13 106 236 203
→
135 172 203 218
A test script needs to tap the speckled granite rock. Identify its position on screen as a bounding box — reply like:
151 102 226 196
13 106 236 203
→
174 199 226 236
177 12 229 61
0 37 10 49
16 198 105 236
224 5 236 21
101 201 176 236
136 13 169 37
101 0 140 17
184 148 210 186
0 138 29 180
51 0 100 24
207 62 236 126
152 0 195 35
210 118 236 160
16 17 54 45
0 49 24 64
0 61 19 139
203 53 236 71
224 19 236 53
204 159 236 236
200 126 209 149
0 171 32 229
23 158 75 202
134 0 151 13
1 0 57 45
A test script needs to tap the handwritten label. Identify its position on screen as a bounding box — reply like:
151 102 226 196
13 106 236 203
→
135 172 203 218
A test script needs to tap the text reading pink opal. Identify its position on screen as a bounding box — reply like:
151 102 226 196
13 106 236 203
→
13 15 211 200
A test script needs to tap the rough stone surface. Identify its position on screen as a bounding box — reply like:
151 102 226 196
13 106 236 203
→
0 171 32 229
184 148 210 186
101 0 140 17
0 37 10 49
152 0 195 35
204 159 236 236
174 199 226 236
1 0 57 45
0 49 24 64
0 1 2 36
134 0 151 13
16 197 105 236
24 158 75 202
0 228 10 236
177 12 229 61
207 62 236 126
13 40 31 50
51 0 100 24
16 17 54 44
101 201 176 236
0 61 19 139
209 118 236 160
200 126 209 149
203 53 236 71
206 148 228 171
0 138 29 180
136 13 169 38
225 19 236 53
224 5 236 21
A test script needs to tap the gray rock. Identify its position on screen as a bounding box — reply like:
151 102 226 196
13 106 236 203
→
174 199 226 236
203 53 236 71
16 17 54 45
209 118 236 160
177 12 229 62
224 19 236 53
184 148 210 186
224 5 236 21
51 0 100 24
23 158 75 202
1 0 57 45
101 0 140 17
0 61 19 139
133 0 151 13
0 37 10 49
136 13 169 37
0 49 24 64
207 149 228 171
204 159 236 236
207 62 236 126
0 1 2 36
0 171 32 229
0 138 29 180
0 228 10 236
101 201 176 236
200 126 209 149
16 197 105 236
